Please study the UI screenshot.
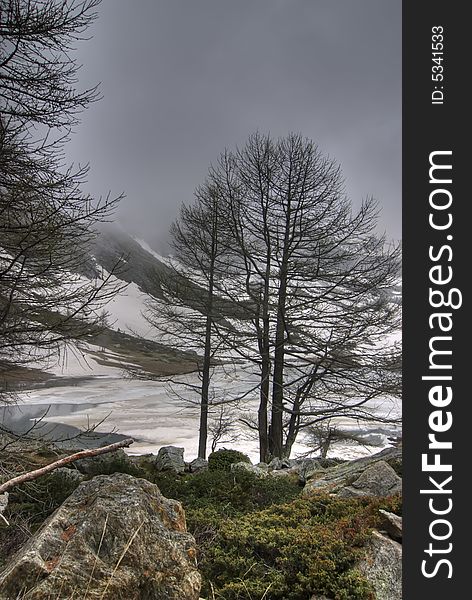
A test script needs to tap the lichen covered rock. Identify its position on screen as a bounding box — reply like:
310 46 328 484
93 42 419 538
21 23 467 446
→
302 447 402 497
230 462 268 478
358 530 402 600
336 460 402 498
0 473 201 599
189 457 209 474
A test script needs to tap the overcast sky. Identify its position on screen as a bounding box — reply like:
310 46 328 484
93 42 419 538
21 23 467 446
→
68 0 401 250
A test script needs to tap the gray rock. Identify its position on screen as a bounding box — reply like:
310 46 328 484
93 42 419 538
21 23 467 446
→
268 457 292 470
337 461 402 498
254 462 269 471
379 509 403 542
230 462 268 478
74 448 136 476
155 445 186 473
189 457 209 473
292 458 332 483
268 468 299 480
270 457 344 484
129 452 157 472
0 473 201 600
302 447 402 497
53 467 85 485
358 530 402 600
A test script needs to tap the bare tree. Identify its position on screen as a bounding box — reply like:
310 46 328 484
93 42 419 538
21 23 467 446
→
144 182 239 458
304 420 378 459
204 133 401 460
0 0 124 400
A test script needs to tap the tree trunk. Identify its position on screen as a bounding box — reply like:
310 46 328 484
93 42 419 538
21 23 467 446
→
258 254 272 462
270 200 292 458
198 313 212 459
198 290 213 458
270 279 288 457
284 392 301 458
198 207 218 459
258 358 270 462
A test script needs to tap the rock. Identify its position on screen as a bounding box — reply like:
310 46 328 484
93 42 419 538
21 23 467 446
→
302 447 402 497
358 530 402 600
52 467 85 485
379 509 403 542
268 457 293 470
254 462 269 471
230 462 268 478
189 457 209 473
268 468 299 481
292 458 339 483
337 461 402 498
74 448 137 476
155 445 186 473
129 453 159 473
0 473 201 600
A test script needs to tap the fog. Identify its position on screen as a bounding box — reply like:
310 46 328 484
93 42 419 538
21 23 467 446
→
66 0 401 251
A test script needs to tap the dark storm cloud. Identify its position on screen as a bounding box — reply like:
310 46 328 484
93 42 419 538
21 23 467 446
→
67 0 401 249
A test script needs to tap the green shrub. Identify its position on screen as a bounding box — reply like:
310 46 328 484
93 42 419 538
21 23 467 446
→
198 493 402 600
145 465 401 599
208 448 252 471
149 469 301 517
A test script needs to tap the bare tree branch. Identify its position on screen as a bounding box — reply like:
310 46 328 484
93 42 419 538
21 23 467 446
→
0 437 134 494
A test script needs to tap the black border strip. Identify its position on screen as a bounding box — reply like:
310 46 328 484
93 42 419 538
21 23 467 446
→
403 2 467 595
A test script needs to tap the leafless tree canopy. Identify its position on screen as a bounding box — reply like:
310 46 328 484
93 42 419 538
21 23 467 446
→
0 0 123 399
147 133 401 460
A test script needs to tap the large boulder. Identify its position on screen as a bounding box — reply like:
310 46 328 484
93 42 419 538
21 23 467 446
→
302 447 402 497
336 461 402 498
357 530 402 600
0 473 201 599
155 446 186 473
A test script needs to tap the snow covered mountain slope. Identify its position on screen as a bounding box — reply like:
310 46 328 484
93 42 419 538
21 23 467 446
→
3 226 201 384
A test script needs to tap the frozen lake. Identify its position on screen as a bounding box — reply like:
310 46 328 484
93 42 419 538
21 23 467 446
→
9 369 401 463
